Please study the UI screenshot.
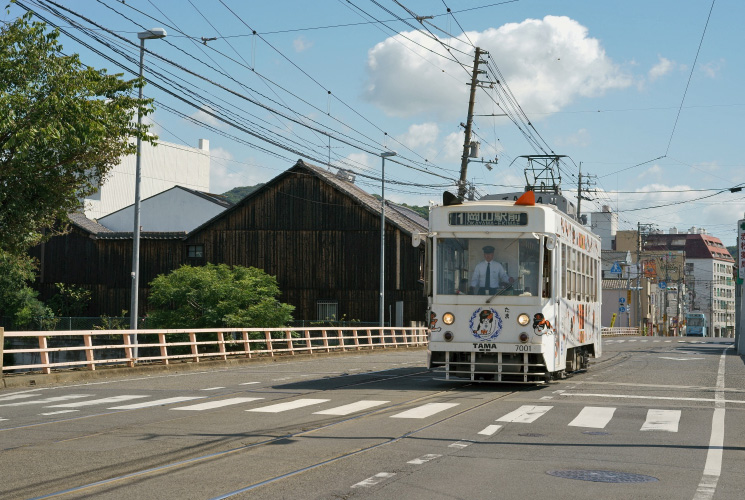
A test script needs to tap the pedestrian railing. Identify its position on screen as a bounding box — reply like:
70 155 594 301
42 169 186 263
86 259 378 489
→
1 326 428 375
601 327 640 337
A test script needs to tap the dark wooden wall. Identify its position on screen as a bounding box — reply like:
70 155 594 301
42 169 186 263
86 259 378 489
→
30 165 426 324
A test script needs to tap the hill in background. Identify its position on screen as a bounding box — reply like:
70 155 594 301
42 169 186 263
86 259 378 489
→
221 184 265 204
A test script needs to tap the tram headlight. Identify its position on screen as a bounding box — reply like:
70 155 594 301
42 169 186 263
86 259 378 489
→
517 313 530 326
442 312 455 325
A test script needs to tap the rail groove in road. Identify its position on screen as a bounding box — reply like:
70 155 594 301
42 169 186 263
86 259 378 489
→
21 369 519 499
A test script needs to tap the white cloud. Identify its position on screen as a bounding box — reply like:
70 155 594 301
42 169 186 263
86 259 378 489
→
648 56 674 81
190 105 220 127
555 128 590 148
395 122 439 149
293 36 313 53
209 148 268 194
700 58 724 78
636 164 663 181
363 15 632 119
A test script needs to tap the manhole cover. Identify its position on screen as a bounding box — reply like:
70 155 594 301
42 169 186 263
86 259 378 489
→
518 433 545 437
547 470 658 483
582 431 611 436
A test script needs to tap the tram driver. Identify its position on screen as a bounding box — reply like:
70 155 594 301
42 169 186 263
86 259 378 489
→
469 245 514 295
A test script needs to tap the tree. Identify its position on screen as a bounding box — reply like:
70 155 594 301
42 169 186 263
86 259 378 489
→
47 283 92 317
146 264 295 328
0 13 155 255
0 250 54 330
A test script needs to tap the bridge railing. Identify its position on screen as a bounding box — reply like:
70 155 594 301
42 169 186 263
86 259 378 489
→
601 327 640 337
1 326 428 375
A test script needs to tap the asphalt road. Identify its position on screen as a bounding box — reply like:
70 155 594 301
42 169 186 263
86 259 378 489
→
1 337 743 500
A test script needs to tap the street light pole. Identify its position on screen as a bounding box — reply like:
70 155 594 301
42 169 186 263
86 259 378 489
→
380 151 397 328
130 28 166 339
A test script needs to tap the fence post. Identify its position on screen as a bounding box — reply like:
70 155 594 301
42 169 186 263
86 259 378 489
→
189 332 199 362
0 327 4 376
83 334 95 371
242 330 252 359
158 333 169 365
123 333 135 367
265 330 274 357
38 335 51 375
217 332 227 361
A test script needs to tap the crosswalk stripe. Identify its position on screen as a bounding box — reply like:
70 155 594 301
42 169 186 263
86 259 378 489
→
313 400 389 416
247 399 330 413
641 409 681 432
0 395 90 408
351 472 395 489
478 424 503 436
109 397 206 410
46 395 148 408
407 454 441 465
390 403 460 419
497 405 553 423
0 394 36 402
568 406 616 428
171 397 263 411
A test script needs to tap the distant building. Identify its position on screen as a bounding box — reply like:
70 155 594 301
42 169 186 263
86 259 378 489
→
591 206 618 251
644 229 735 337
83 139 211 220
98 186 232 233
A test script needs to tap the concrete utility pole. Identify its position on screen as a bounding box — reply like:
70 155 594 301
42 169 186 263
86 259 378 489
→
458 47 486 201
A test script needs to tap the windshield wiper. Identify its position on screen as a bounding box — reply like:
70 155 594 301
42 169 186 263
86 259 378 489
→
485 281 516 303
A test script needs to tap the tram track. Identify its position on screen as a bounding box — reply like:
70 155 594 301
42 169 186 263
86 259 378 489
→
24 370 525 499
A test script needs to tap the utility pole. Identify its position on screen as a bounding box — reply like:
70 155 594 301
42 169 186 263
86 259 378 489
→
576 162 595 223
458 47 487 201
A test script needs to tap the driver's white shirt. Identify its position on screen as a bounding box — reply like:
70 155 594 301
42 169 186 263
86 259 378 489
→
470 260 509 288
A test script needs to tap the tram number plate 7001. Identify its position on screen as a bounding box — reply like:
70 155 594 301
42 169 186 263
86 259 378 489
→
515 344 532 352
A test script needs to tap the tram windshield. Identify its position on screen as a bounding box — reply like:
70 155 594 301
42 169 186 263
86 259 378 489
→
436 236 541 297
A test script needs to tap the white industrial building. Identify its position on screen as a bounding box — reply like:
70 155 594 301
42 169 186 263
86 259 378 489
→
83 138 211 220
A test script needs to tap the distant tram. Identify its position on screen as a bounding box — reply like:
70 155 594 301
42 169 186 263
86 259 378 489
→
424 191 601 383
685 313 707 337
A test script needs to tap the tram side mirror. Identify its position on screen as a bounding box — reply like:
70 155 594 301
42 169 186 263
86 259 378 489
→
545 234 557 251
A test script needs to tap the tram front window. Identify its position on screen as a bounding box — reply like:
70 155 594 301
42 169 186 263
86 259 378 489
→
436 237 540 296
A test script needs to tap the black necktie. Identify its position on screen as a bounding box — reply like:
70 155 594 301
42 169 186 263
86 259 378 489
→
485 262 491 289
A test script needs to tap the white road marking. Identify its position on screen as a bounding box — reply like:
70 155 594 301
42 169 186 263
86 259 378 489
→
407 454 441 465
561 393 745 404
46 395 148 408
351 472 395 489
110 396 206 409
201 387 225 391
247 399 330 413
0 394 91 407
313 400 389 416
39 410 80 416
640 409 681 432
497 405 553 423
448 440 472 449
171 397 263 411
694 348 729 500
540 396 554 400
239 382 259 385
478 424 503 436
0 394 36 402
390 403 460 419
568 406 616 429
659 357 704 361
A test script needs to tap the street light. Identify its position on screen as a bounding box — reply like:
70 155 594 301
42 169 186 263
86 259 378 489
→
130 28 166 336
380 150 397 328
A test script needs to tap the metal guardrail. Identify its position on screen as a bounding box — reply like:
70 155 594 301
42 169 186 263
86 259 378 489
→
601 327 640 337
1 326 428 375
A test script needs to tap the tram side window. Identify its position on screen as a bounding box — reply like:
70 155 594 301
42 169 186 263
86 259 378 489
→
561 244 567 298
542 240 552 298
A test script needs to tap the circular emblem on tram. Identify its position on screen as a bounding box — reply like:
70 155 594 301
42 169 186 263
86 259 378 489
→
469 307 502 340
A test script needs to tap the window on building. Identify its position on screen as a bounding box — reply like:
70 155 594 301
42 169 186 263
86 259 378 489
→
317 300 338 321
187 245 204 258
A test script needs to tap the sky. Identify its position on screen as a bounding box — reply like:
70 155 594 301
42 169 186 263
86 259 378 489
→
4 0 744 246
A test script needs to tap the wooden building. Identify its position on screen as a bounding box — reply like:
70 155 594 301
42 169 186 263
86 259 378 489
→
32 160 428 325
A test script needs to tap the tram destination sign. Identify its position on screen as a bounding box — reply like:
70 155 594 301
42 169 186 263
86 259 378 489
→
449 211 528 226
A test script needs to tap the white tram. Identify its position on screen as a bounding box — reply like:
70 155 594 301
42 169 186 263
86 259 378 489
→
425 191 601 383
